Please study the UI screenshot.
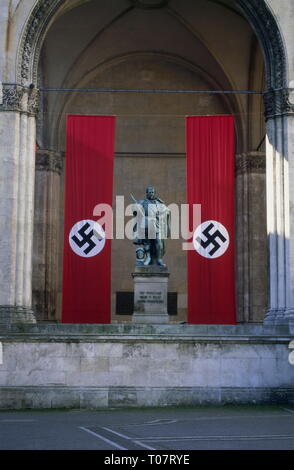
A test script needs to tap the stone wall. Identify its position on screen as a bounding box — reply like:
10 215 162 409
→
0 324 293 409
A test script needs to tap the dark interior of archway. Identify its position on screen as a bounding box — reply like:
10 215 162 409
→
33 0 267 324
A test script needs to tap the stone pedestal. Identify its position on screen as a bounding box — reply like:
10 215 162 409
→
132 266 170 323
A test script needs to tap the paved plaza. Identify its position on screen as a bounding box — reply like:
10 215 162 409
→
0 405 293 451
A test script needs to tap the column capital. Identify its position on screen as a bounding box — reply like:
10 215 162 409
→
0 83 40 116
235 152 265 176
35 149 63 175
263 88 294 121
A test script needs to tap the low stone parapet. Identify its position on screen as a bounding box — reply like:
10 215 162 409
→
0 324 293 409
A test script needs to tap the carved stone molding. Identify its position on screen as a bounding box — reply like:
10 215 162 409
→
0 84 40 115
28 87 41 115
263 88 294 120
1 84 25 112
35 149 63 174
235 152 266 175
238 0 286 90
18 0 66 84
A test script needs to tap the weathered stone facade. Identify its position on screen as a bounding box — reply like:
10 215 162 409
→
0 0 293 407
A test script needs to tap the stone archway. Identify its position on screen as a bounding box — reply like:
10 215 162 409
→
2 0 292 325
18 0 287 90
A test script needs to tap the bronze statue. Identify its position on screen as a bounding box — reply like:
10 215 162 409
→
132 186 170 267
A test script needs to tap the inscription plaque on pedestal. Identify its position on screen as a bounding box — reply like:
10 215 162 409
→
132 266 170 323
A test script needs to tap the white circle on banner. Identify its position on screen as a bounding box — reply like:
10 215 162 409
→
69 220 105 258
193 220 230 259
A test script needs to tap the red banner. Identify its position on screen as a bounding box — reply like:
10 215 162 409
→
186 116 236 324
62 115 115 323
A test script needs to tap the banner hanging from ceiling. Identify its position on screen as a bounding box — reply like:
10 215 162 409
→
186 115 236 324
62 115 115 323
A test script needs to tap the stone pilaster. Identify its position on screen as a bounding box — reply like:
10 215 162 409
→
263 88 294 326
0 84 39 325
32 149 63 321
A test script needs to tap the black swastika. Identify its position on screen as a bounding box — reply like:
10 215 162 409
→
196 222 227 256
71 222 96 255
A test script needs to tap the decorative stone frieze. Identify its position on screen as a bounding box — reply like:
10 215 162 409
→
0 84 40 115
263 88 294 120
1 84 25 112
28 87 40 115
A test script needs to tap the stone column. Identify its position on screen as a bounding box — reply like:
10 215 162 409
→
287 89 294 330
263 89 294 326
236 152 267 322
235 153 250 322
0 84 38 325
32 149 62 321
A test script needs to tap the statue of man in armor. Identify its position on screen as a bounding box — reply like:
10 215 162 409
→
132 186 170 267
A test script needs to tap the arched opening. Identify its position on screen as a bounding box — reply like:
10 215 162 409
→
22 0 286 323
